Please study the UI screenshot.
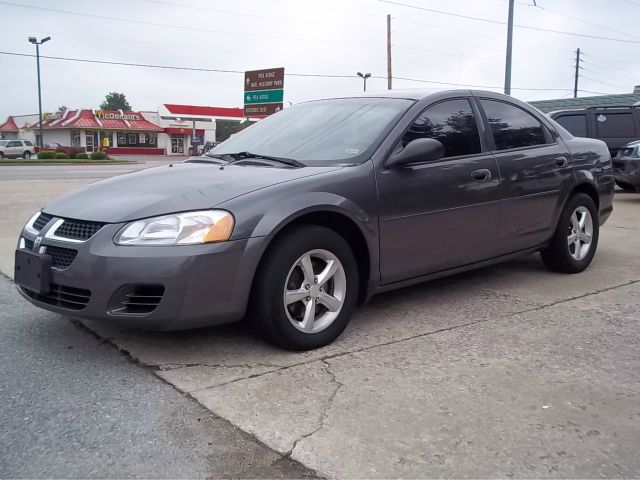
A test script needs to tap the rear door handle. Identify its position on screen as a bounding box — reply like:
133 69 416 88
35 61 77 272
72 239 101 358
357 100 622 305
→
554 156 568 167
471 169 492 181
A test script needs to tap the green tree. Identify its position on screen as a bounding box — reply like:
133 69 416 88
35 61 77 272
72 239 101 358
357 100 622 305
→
100 92 132 111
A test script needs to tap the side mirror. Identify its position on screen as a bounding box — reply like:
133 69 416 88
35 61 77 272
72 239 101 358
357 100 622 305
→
386 138 444 169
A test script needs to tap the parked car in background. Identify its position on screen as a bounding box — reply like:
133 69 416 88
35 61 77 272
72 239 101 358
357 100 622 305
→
15 90 614 350
0 139 35 159
37 143 85 156
613 140 640 192
549 106 640 157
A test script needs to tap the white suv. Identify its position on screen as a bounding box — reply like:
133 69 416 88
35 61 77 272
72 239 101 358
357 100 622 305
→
0 139 36 159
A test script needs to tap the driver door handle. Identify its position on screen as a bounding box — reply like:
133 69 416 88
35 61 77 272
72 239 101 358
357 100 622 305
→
471 168 492 182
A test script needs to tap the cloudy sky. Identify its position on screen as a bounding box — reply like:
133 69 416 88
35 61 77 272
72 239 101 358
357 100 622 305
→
1 0 639 120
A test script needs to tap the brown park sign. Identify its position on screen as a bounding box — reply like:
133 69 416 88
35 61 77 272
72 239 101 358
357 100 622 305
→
244 67 285 92
244 103 284 117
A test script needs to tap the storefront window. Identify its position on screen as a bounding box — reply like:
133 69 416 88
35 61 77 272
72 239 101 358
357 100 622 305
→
71 131 81 147
116 131 157 147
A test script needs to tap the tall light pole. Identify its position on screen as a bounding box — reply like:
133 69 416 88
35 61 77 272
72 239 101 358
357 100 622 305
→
357 72 372 92
28 36 51 150
503 0 514 95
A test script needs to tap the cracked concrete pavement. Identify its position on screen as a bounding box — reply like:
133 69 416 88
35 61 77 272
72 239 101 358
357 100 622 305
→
2 167 640 477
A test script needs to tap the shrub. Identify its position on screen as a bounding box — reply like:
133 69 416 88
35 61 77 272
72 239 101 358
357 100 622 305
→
37 151 56 159
75 153 89 159
55 152 69 159
68 152 76 159
90 151 107 160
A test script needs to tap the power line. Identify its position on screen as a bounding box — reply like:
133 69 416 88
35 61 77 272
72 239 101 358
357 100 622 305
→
580 75 630 90
135 0 383 33
0 1 384 47
379 0 640 45
0 50 573 92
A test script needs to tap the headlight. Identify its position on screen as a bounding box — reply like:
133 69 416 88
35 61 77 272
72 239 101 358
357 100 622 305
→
115 210 234 246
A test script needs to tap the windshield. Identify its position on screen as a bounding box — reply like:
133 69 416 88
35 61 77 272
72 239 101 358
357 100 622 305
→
210 97 412 163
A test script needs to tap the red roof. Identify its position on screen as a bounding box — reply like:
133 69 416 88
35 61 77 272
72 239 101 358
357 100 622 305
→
164 104 245 118
0 116 19 133
31 109 162 131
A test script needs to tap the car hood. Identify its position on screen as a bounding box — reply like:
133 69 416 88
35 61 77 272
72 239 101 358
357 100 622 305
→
43 162 342 223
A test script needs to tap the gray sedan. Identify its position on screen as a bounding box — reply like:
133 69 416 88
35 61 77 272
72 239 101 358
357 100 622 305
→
15 90 614 350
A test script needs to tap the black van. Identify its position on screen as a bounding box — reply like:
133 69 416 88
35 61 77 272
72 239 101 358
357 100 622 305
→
549 106 640 157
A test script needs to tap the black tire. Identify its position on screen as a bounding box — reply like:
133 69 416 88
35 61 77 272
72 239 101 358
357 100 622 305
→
0 152 4 159
616 180 635 191
23 151 31 159
250 225 359 350
541 193 599 274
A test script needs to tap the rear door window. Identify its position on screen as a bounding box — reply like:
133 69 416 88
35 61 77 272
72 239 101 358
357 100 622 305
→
554 114 587 137
402 98 482 158
595 113 635 138
480 99 549 150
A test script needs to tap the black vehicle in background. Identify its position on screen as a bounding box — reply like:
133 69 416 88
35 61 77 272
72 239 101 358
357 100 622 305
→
549 106 640 158
613 140 640 192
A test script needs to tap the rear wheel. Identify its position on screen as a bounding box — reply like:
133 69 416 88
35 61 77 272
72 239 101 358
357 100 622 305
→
0 152 4 159
250 225 359 350
22 151 31 159
616 180 635 191
541 193 599 273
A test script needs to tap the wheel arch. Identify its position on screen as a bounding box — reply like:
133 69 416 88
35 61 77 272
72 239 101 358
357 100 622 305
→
251 204 375 304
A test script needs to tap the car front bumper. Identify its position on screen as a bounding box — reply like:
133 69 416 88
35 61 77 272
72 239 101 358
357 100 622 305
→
16 223 268 330
613 158 640 190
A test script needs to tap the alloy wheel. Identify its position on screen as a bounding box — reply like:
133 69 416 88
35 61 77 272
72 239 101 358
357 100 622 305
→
283 249 346 334
567 206 593 261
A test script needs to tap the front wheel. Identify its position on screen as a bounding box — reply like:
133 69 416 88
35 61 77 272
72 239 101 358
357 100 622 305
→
616 180 635 191
541 193 599 273
250 225 359 350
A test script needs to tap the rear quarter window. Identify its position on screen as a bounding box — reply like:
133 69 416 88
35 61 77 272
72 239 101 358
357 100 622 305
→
24 141 33 146
595 113 636 138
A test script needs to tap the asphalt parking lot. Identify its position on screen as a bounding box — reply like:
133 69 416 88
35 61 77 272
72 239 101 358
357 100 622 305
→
1 163 639 478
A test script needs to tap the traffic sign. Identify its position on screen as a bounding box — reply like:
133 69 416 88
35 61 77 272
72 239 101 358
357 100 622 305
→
244 67 284 92
244 89 284 104
244 67 284 117
244 103 283 117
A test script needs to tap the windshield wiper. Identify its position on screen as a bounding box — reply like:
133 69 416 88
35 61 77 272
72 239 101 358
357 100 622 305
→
224 151 305 168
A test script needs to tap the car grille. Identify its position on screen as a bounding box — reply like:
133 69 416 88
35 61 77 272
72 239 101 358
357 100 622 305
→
33 213 53 231
22 283 91 311
54 219 105 241
23 238 34 250
44 246 78 269
109 284 165 315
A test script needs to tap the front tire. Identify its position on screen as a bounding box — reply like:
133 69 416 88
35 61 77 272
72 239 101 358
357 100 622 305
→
616 180 635 191
250 225 359 350
541 193 599 273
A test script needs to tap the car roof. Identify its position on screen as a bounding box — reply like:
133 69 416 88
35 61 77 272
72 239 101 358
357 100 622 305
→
312 88 517 102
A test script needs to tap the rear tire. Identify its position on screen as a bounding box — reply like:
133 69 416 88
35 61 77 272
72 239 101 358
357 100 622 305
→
23 151 31 159
616 180 635 191
0 152 4 159
541 193 599 274
250 225 359 350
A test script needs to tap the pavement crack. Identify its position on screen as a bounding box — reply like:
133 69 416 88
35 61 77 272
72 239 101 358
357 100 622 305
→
286 359 343 458
158 361 282 371
506 278 640 316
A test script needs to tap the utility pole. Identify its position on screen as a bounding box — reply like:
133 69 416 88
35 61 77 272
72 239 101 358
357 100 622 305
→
504 0 514 95
386 14 392 90
28 36 51 150
573 48 581 98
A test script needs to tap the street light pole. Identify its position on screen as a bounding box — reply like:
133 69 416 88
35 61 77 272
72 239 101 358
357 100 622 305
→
28 36 51 150
357 72 372 92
